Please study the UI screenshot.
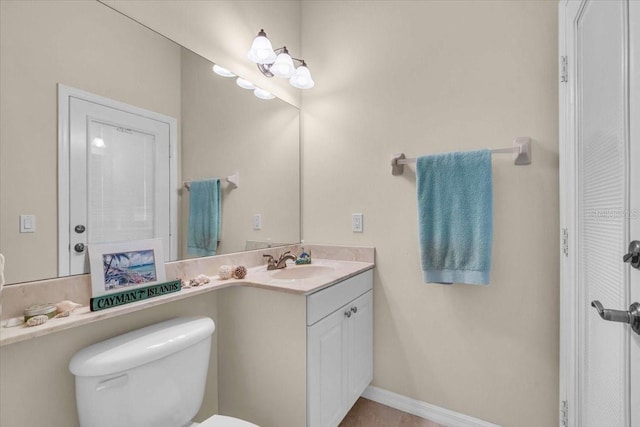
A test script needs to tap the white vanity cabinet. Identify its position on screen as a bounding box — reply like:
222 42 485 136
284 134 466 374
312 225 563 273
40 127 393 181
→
307 270 373 427
218 268 373 427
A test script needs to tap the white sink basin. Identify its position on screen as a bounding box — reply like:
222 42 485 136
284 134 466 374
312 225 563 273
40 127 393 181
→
269 265 335 281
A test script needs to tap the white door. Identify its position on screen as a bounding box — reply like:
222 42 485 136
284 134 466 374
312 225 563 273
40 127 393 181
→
347 291 373 405
631 2 640 419
59 85 177 276
560 1 639 426
307 306 348 427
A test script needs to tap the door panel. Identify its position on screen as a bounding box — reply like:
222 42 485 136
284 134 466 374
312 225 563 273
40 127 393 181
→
630 2 640 423
576 1 629 425
68 97 171 275
307 307 348 427
347 291 373 405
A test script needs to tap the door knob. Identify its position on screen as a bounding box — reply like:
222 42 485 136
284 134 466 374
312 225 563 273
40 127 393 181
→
344 310 352 318
623 240 640 269
74 224 86 234
74 243 85 253
591 300 640 335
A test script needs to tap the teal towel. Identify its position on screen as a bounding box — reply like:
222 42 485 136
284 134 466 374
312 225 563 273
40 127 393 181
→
187 179 221 256
416 150 493 285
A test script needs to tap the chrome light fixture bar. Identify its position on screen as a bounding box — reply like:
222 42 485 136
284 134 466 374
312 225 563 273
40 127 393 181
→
248 29 314 89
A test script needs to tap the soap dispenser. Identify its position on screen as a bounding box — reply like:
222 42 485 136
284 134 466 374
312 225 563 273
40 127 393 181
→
296 241 312 265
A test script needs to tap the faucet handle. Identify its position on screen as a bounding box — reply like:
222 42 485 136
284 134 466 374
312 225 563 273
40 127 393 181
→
263 254 276 270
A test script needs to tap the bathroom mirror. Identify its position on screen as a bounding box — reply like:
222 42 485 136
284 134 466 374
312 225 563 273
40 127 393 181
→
0 1 300 285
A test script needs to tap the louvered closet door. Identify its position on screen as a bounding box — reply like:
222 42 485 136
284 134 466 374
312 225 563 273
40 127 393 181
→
575 1 632 425
630 2 640 424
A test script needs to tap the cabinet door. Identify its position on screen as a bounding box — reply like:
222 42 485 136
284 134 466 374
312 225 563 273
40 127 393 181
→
307 305 349 427
347 290 373 407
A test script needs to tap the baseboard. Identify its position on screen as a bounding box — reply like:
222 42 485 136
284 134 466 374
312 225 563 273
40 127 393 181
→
362 386 502 427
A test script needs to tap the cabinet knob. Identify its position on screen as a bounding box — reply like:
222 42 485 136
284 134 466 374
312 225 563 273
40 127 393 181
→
344 310 352 318
351 306 358 314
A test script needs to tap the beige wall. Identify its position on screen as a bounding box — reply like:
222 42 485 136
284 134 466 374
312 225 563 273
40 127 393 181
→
101 0 303 107
0 0 181 284
180 49 300 257
301 1 559 426
0 293 219 427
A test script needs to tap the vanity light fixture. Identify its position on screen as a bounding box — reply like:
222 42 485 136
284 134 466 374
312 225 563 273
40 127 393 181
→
236 77 274 100
236 77 256 90
211 61 275 100
92 137 105 148
212 64 235 77
253 88 275 100
248 29 314 89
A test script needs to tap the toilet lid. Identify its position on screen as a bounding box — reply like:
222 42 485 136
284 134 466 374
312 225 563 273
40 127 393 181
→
200 415 260 427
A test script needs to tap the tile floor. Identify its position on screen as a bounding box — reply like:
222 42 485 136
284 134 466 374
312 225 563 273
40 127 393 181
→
339 398 444 427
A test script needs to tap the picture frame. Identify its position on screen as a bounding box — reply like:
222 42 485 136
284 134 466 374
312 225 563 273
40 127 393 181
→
88 238 166 298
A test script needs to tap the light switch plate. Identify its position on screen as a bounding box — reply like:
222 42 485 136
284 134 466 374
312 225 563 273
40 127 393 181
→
20 214 36 233
253 213 262 230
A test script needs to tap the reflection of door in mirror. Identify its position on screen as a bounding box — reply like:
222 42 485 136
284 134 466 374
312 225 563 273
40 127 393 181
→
59 86 177 276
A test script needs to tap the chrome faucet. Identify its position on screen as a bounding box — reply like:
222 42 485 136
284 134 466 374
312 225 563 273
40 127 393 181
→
263 251 297 270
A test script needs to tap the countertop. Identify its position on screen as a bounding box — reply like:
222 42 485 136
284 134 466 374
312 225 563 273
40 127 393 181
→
0 259 374 346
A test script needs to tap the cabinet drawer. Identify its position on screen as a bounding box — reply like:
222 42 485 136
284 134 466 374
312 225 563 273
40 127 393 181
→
307 270 372 326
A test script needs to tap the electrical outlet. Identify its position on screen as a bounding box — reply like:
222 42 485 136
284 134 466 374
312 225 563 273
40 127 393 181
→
253 214 262 230
352 213 363 233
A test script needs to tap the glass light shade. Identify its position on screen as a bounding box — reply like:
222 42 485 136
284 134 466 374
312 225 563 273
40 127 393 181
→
289 65 315 89
92 137 105 148
236 77 256 90
247 34 277 64
212 64 235 77
254 88 275 100
271 52 296 78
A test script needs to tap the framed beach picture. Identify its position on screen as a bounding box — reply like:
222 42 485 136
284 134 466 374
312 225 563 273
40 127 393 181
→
88 239 166 297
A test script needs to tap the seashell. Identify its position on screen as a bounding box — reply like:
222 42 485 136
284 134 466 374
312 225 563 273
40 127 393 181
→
3 317 25 328
56 300 81 314
188 278 200 287
26 315 48 327
194 274 210 285
181 278 191 288
55 311 70 318
233 265 247 279
218 265 234 280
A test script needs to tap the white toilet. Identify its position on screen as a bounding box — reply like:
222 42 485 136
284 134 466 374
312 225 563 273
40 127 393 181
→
69 316 258 427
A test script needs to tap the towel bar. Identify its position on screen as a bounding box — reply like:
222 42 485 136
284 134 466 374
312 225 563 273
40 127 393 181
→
184 172 240 190
391 137 531 176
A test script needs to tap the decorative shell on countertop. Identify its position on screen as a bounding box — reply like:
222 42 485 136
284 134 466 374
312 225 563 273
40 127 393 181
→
56 300 81 314
218 265 234 280
195 274 210 285
188 274 211 287
26 315 49 327
233 265 247 279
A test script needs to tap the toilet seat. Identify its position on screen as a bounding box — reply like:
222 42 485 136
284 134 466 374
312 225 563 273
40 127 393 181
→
199 415 260 427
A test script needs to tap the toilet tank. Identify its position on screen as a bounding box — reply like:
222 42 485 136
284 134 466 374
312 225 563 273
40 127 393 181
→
69 317 215 427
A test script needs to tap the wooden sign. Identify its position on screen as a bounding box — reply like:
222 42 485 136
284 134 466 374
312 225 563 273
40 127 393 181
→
90 280 182 312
